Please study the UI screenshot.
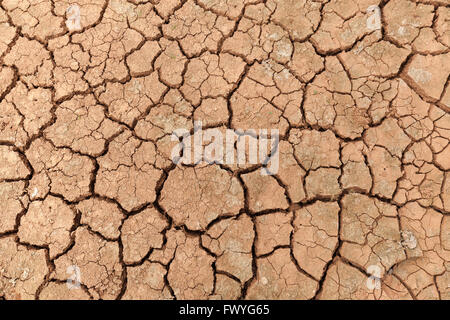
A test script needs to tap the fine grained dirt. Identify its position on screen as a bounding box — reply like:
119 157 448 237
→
0 0 449 300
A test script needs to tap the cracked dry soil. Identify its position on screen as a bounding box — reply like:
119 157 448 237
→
0 0 449 300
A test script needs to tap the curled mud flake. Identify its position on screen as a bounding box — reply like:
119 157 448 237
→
53 227 122 300
95 130 163 212
161 165 244 230
39 282 90 300
255 211 293 256
293 201 340 280
318 259 412 300
45 94 122 156
0 181 26 233
18 196 75 259
340 193 406 277
210 274 241 300
167 230 215 299
0 146 30 180
162 0 235 57
242 169 289 212
121 207 168 264
77 198 125 240
26 139 94 202
246 248 318 300
0 236 48 300
123 262 172 300
202 215 254 283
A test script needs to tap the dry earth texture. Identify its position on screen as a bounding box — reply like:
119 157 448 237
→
0 0 449 300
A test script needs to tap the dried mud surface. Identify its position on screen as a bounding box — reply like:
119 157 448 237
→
0 0 449 300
